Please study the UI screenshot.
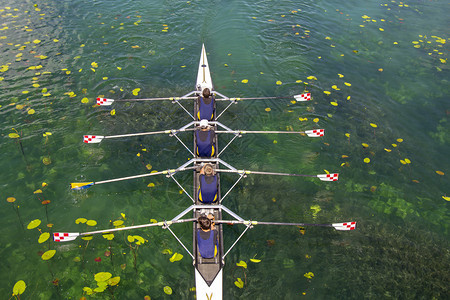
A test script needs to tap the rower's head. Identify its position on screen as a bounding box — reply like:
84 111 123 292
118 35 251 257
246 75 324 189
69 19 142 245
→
204 164 214 176
198 216 211 231
202 88 211 98
199 119 209 129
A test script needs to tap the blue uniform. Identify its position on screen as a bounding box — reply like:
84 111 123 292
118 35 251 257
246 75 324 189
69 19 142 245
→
198 174 218 204
197 229 218 258
196 130 215 157
197 96 215 121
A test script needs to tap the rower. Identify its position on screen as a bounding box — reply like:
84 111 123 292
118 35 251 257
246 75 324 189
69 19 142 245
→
196 119 215 157
198 164 218 204
197 215 218 259
197 88 215 121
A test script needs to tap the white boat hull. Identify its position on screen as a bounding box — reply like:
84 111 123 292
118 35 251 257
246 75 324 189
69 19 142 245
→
195 269 223 300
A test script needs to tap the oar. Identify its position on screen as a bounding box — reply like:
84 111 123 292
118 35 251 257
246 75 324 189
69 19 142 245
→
215 129 324 137
53 218 197 242
83 128 195 143
216 93 311 102
216 169 339 181
214 220 356 231
70 166 197 190
97 96 197 106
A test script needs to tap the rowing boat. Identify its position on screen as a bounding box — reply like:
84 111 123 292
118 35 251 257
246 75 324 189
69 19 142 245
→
57 44 356 299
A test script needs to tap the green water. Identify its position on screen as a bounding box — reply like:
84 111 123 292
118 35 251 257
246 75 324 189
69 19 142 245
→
1 0 448 299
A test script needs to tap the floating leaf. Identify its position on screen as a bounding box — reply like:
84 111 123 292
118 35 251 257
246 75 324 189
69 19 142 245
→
241 79 248 83
163 286 173 295
323 90 331 95
41 249 56 260
364 158 370 163
330 101 338 106
250 258 261 263
81 97 89 104
436 171 444 176
234 278 244 288
265 107 271 112
162 248 173 255
344 82 351 86
276 80 282 85
400 160 406 165
370 123 377 128
34 189 43 194
75 218 87 224
103 233 114 240
91 62 98 68
404 158 411 164
82 236 93 241
9 133 20 138
147 183 155 188
38 232 50 243
132 88 140 96
127 235 135 243
133 235 145 245
108 276 120 286
7 197 16 203
94 272 112 282
443 196 450 201
307 76 317 80
86 220 97 226
304 272 314 279
310 205 321 218
169 253 184 262
313 118 319 123
146 164 152 170
42 157 51 165
13 280 26 296
338 73 344 78
113 220 123 226
397 138 403 143
27 219 41 229
362 143 369 148
345 133 350 138
110 109 116 116
236 260 247 268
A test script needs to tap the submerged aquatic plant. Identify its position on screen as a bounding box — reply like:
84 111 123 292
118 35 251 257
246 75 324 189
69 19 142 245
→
6 197 24 230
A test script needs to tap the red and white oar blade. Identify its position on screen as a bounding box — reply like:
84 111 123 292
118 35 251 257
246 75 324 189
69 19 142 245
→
97 97 114 106
305 129 324 137
332 221 356 231
294 93 311 102
53 232 79 242
83 135 104 143
317 173 339 181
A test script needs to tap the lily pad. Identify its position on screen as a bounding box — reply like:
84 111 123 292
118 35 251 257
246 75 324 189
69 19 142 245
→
163 286 172 295
27 219 41 229
75 218 87 224
41 249 56 260
236 260 247 268
86 220 97 226
169 253 183 262
108 276 120 286
234 278 244 288
13 280 26 295
94 272 112 282
38 232 50 243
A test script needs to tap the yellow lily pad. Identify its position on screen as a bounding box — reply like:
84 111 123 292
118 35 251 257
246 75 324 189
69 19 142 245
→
241 79 248 83
364 158 370 163
108 276 120 286
75 218 87 224
86 220 97 226
163 286 173 295
113 220 124 226
9 133 20 139
102 233 114 240
13 280 26 295
38 232 50 243
94 272 112 282
236 260 247 268
127 235 135 243
250 258 261 263
304 272 314 279
27 219 41 229
41 249 56 260
169 253 184 262
234 278 244 288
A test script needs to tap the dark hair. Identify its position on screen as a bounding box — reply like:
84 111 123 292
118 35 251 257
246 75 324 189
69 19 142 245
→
203 88 211 98
198 216 211 230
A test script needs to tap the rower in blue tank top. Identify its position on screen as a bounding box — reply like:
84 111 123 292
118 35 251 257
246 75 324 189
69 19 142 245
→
197 88 215 121
196 119 215 157
197 215 218 259
198 164 218 204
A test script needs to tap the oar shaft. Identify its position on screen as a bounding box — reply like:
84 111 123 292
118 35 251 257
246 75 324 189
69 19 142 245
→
80 218 197 236
115 96 197 102
215 130 306 134
104 128 194 139
216 169 315 177
216 96 294 101
95 166 197 185
214 220 332 227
